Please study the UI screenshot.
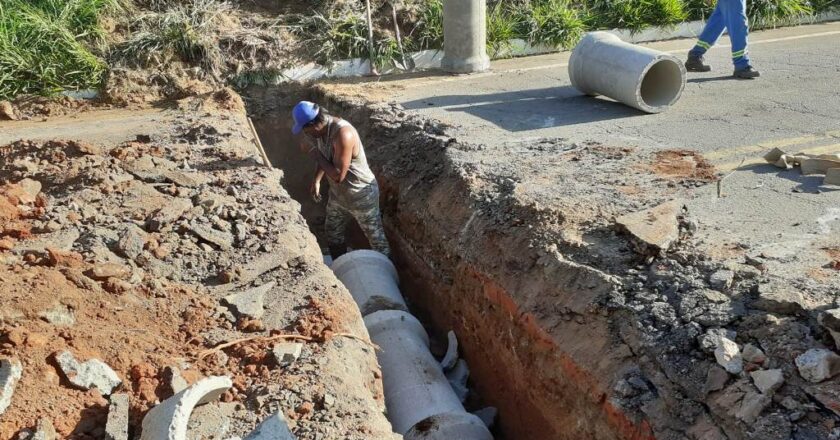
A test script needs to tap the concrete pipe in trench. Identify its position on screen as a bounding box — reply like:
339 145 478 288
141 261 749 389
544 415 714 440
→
365 310 493 440
568 31 686 113
331 250 407 316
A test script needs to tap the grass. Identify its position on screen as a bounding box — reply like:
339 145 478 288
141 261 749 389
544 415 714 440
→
748 0 813 27
412 0 443 50
519 0 587 49
0 0 116 99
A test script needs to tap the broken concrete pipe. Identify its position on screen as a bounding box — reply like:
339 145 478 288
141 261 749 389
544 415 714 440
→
569 32 686 113
330 249 408 316
365 310 493 440
140 376 232 440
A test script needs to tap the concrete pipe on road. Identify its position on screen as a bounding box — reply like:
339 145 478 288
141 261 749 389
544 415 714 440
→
364 310 493 440
331 250 407 316
568 31 686 113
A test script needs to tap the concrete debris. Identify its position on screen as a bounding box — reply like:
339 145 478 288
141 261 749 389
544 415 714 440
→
32 418 56 440
441 330 459 371
146 198 193 232
15 229 80 254
803 382 840 417
38 303 75 327
472 407 498 429
698 328 736 353
741 343 768 367
186 402 236 440
708 270 734 290
116 225 146 260
794 349 840 383
188 221 233 250
54 351 122 395
703 365 729 394
163 366 190 395
1 358 23 416
712 380 771 424
271 342 303 366
615 200 682 252
89 262 132 281
243 411 296 440
752 282 806 315
801 158 840 175
223 282 274 320
141 376 232 440
825 168 840 185
105 394 130 440
714 337 743 374
0 100 17 120
750 369 784 395
162 170 209 188
818 308 840 350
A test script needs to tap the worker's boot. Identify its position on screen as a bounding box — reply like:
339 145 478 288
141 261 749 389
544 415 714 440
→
685 54 711 72
733 65 760 79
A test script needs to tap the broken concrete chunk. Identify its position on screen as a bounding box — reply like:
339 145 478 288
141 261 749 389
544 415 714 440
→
708 270 734 290
825 168 840 186
736 390 771 424
147 198 193 232
243 411 296 440
795 349 840 383
750 369 784 395
89 263 132 281
140 376 232 440
803 381 840 417
801 158 840 175
116 225 146 260
752 282 806 315
271 343 302 366
162 170 209 188
741 344 768 367
105 394 130 440
186 402 236 440
0 358 23 416
441 330 459 371
32 418 57 440
15 229 80 254
818 308 840 350
714 337 743 374
223 282 274 320
698 328 736 353
615 200 682 252
163 366 190 395
763 148 785 165
55 351 122 395
188 222 233 250
704 365 729 394
0 100 17 120
39 303 75 327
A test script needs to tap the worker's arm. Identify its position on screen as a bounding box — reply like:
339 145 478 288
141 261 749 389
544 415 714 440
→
307 127 355 183
310 165 325 202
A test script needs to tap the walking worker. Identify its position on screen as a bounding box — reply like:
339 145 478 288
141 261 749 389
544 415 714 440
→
685 0 760 79
292 101 391 259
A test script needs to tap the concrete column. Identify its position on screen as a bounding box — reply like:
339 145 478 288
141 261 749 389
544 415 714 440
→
441 0 490 73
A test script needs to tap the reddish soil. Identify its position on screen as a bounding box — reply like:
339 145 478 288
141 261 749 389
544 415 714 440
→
648 149 719 181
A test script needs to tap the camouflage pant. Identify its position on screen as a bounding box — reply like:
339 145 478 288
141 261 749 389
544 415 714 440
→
325 182 391 256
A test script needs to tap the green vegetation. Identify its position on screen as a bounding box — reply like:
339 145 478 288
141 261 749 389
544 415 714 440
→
0 0 116 99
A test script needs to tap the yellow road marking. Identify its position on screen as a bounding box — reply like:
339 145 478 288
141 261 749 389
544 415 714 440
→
717 142 840 171
706 130 840 161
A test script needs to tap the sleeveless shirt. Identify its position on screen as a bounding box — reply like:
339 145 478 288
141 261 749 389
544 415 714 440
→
306 116 377 205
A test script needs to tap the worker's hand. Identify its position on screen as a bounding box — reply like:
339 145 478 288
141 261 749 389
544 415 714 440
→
310 179 322 203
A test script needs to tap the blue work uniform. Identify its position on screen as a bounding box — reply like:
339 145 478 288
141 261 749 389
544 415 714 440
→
689 0 751 69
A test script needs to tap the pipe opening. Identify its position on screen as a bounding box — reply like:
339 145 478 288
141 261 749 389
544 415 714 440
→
639 59 683 109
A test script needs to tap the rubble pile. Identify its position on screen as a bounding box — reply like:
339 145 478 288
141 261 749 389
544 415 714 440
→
0 91 394 439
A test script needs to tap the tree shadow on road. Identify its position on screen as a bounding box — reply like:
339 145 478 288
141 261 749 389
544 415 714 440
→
740 163 840 193
401 86 647 132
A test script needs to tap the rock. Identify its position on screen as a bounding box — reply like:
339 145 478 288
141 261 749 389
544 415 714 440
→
271 342 302 367
795 349 840 383
116 225 146 260
0 101 17 120
704 365 729 394
147 198 193 232
243 411 295 440
714 337 743 374
223 282 274 320
753 282 806 315
750 369 784 394
1 358 23 416
737 390 771 424
39 303 75 327
709 270 734 290
15 229 80 254
89 263 131 280
741 344 768 367
32 418 56 440
188 222 233 250
140 376 232 440
698 328 737 353
162 170 209 188
712 380 771 424
818 308 840 350
186 402 236 440
680 289 743 327
55 351 122 395
105 394 130 440
2 178 42 204
803 381 840 417
616 200 682 252
472 407 498 429
163 366 190 395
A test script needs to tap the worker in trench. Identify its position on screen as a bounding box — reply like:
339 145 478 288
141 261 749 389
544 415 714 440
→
684 0 760 79
292 100 391 260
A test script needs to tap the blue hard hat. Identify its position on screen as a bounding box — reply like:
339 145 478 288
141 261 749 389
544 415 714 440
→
292 101 319 135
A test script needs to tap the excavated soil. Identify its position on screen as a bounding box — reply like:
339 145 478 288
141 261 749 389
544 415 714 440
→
0 90 395 440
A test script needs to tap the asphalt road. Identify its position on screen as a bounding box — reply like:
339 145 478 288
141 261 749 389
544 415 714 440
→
389 21 840 282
